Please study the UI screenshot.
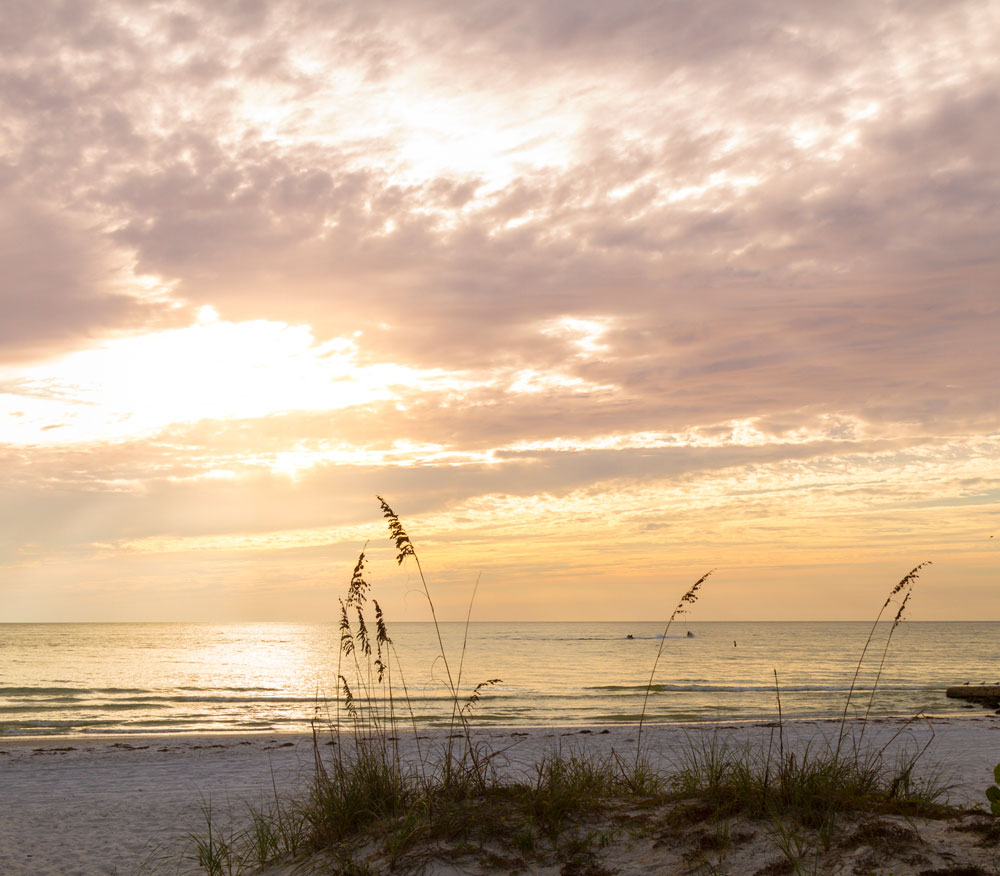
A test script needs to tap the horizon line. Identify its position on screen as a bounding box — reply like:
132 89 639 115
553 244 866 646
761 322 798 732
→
3 618 999 625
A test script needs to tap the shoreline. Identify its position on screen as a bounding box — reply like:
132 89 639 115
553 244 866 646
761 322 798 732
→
2 716 998 874
2 701 995 744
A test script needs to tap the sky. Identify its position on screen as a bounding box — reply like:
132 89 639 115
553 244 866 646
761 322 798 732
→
1 0 998 623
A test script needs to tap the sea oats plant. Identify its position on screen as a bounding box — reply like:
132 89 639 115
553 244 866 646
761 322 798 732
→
375 496 498 789
662 559 948 876
634 569 714 775
185 511 954 876
836 562 930 757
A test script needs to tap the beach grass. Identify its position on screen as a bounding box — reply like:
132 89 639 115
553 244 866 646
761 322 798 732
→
183 502 971 876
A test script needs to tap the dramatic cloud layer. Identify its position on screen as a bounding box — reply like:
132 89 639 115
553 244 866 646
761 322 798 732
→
1 0 998 620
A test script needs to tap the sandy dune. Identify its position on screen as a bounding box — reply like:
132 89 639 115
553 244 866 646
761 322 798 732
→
2 717 998 875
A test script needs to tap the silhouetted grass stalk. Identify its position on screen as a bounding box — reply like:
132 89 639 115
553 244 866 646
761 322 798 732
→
376 497 495 788
634 569 713 773
452 572 482 728
835 562 930 757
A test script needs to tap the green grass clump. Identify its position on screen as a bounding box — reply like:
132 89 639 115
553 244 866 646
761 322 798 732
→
671 731 951 828
305 745 414 845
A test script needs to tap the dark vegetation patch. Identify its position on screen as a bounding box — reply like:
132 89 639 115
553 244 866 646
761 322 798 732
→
916 867 991 876
949 814 1000 846
841 817 919 853
753 858 796 875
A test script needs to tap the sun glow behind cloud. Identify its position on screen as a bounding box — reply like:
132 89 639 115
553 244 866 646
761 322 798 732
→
232 49 580 192
0 311 479 447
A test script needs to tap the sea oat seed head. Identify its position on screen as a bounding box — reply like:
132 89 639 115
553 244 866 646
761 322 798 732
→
374 599 391 645
356 606 371 656
377 495 416 565
338 600 355 657
346 549 369 607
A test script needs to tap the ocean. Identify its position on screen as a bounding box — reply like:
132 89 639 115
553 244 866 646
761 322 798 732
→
2 621 998 738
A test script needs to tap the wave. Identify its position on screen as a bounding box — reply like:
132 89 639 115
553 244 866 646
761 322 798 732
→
0 686 148 696
497 634 689 641
0 692 505 714
3 703 178 713
584 683 939 693
0 685 281 697
176 686 279 692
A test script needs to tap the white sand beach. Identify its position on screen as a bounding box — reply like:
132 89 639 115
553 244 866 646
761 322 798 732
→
2 717 999 875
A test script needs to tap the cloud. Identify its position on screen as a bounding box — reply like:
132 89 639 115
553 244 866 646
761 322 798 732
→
2 0 998 617
0 194 160 361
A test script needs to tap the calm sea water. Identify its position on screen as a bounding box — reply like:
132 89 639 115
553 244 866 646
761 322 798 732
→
2 622 998 738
